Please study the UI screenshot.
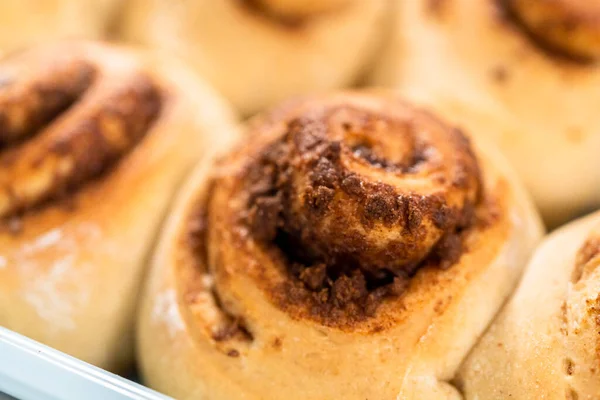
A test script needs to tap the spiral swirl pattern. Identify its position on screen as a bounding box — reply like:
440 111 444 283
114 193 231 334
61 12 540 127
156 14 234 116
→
0 47 161 221
187 93 485 328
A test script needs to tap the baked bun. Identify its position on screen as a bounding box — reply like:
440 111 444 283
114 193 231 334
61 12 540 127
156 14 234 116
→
372 0 600 227
0 41 239 372
137 91 542 399
118 0 391 115
0 1 119 52
458 210 600 399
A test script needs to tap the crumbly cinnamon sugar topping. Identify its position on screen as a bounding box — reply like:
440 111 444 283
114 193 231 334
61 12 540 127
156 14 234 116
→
238 103 482 321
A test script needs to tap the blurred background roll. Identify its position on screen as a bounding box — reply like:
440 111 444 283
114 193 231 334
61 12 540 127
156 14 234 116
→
0 0 119 52
372 0 600 228
118 0 392 116
0 41 239 373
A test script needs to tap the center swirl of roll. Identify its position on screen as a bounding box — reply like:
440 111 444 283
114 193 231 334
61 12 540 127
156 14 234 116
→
240 100 481 314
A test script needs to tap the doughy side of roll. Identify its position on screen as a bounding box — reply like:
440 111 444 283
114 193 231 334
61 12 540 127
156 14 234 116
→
137 92 542 399
118 0 391 115
0 41 239 372
458 210 600 399
372 0 600 227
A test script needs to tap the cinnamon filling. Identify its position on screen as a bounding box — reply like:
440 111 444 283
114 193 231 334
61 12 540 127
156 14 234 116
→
0 61 96 146
239 105 481 319
502 0 600 61
237 0 307 28
237 0 349 28
572 231 600 283
0 57 162 222
186 206 255 343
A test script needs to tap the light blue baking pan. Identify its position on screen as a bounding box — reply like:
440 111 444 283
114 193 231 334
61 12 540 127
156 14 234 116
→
0 327 172 400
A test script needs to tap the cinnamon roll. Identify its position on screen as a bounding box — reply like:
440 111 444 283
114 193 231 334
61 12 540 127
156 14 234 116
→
0 41 239 372
457 210 600 399
117 0 391 115
0 1 119 52
137 92 542 399
371 0 600 227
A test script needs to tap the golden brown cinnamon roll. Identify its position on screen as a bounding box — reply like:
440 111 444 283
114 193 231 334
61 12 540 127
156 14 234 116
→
0 41 239 372
0 1 119 52
137 92 542 399
117 0 391 115
372 0 600 227
458 210 600 399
